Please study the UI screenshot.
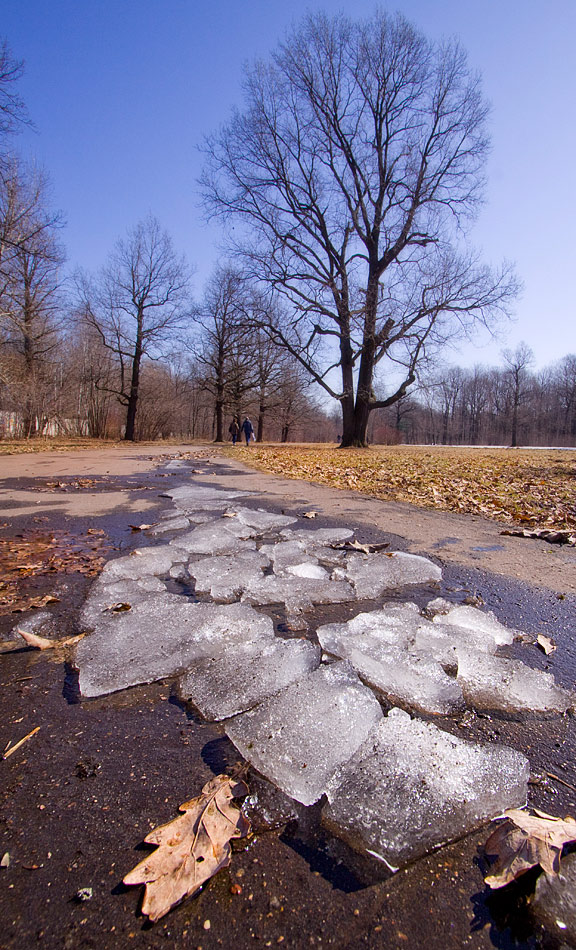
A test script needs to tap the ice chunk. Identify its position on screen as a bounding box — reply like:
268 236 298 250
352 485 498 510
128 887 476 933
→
100 545 187 581
345 551 441 598
323 708 530 868
280 527 354 544
178 638 321 720
188 551 270 602
149 516 191 535
286 563 329 579
531 852 576 945
170 522 256 555
259 540 311 573
80 575 166 629
456 649 575 715
231 507 297 531
242 573 355 613
432 605 515 647
225 661 383 806
317 619 464 716
77 600 275 697
163 485 250 506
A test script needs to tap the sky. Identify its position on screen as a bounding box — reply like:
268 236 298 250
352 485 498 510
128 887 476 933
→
2 0 575 373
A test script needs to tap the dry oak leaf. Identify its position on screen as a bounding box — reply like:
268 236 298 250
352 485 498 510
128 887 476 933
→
484 808 576 889
537 634 557 656
123 774 250 922
17 628 85 650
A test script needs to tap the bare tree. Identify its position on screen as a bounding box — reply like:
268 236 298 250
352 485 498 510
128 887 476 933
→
0 39 27 162
502 342 534 447
192 268 254 441
0 160 65 435
79 216 191 441
202 11 518 446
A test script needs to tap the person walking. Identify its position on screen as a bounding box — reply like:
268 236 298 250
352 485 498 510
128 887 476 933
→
241 416 254 445
228 417 240 445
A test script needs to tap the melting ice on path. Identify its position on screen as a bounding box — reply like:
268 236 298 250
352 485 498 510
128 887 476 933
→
225 661 383 806
188 550 270 602
456 649 575 715
317 616 465 715
323 707 530 868
76 600 275 697
344 551 441 598
178 638 322 720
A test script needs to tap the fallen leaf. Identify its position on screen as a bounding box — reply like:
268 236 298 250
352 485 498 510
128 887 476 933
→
129 523 157 532
17 628 85 650
124 774 250 921
330 539 390 554
104 602 132 613
484 808 576 888
1 853 9 867
537 634 557 655
302 511 318 519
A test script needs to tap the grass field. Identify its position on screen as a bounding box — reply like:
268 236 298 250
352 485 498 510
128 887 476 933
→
232 444 576 532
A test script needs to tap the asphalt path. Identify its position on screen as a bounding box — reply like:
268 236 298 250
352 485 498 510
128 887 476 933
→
0 445 574 950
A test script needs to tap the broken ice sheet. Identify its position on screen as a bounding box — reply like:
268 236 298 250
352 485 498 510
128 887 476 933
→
188 550 270 602
241 572 355 614
169 522 256 555
100 545 188 581
225 662 383 806
323 708 530 869
77 600 275 697
430 603 515 648
177 637 321 720
317 615 465 716
345 551 441 598
80 575 167 629
456 649 575 716
229 507 298 532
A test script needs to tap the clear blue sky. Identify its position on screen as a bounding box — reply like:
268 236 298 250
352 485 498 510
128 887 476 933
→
2 0 575 371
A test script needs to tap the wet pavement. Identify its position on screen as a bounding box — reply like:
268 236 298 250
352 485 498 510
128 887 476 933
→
1 450 575 950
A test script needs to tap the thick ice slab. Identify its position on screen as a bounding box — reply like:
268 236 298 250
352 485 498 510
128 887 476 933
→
178 638 321 720
323 708 530 868
163 485 251 506
230 507 298 531
532 852 576 945
431 603 515 648
280 528 354 545
188 550 270 602
169 522 256 555
225 662 383 806
77 600 275 697
242 573 355 613
99 545 187 581
149 516 191 535
345 551 441 598
317 617 465 716
80 575 166 629
456 649 575 715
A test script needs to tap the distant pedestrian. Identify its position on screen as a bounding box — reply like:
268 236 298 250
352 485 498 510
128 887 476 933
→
228 417 240 445
241 416 254 445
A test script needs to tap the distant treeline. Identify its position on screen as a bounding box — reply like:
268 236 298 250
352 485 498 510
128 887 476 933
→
366 352 576 447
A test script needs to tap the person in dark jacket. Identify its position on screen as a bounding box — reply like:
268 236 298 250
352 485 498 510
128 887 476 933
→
228 417 240 445
241 416 254 445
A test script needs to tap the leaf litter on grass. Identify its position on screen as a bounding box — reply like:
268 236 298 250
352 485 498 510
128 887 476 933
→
239 446 576 533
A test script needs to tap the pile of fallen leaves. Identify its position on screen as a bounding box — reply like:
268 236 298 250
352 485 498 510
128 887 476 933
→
239 445 576 532
0 528 110 613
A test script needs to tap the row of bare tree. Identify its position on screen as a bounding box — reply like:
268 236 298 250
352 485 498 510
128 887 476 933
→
367 347 576 447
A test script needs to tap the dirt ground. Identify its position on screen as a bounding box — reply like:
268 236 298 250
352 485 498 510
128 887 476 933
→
1 444 575 950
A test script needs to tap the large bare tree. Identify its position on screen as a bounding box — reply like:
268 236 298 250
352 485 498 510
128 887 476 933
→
79 216 191 441
202 11 518 446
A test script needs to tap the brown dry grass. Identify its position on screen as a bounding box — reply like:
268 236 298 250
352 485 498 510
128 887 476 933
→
231 443 576 531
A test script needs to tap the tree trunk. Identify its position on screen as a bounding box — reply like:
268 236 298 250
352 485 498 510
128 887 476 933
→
124 335 142 442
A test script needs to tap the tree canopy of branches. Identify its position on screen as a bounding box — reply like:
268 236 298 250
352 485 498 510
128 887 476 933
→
79 215 191 441
0 159 65 435
202 11 518 446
